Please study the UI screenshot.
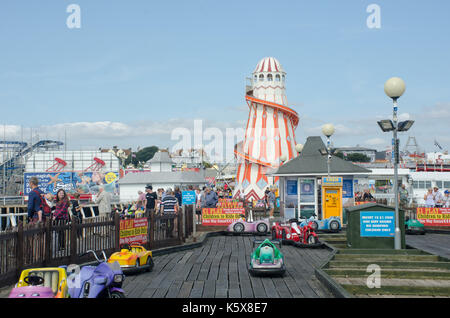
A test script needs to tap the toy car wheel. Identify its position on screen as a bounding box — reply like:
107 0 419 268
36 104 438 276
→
307 235 318 245
146 256 154 272
310 221 318 231
233 222 245 233
257 223 268 234
110 291 126 298
329 220 339 231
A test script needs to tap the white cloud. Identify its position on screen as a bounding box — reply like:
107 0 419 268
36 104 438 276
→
364 138 387 146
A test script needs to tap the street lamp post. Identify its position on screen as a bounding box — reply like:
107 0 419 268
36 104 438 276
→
322 124 335 177
384 77 406 250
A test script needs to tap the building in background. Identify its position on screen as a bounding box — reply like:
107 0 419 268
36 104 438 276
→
335 146 377 163
118 150 206 202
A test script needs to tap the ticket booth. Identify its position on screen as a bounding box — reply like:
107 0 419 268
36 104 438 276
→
271 136 371 221
321 177 343 220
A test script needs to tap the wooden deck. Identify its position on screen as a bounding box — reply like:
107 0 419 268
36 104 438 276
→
122 235 334 298
406 233 450 259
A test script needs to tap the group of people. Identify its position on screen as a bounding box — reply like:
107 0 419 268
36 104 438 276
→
354 189 376 202
27 177 114 223
423 187 450 208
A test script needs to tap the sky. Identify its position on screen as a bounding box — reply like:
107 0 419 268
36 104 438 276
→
0 0 449 158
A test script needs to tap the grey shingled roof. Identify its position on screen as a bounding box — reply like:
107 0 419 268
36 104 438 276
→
147 151 174 164
118 170 206 184
272 136 371 176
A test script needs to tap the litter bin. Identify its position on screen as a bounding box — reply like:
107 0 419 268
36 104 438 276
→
345 203 405 249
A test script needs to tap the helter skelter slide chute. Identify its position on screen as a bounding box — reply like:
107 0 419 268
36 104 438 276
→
234 57 300 201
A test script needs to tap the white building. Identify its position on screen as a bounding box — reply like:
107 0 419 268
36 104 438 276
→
117 150 206 202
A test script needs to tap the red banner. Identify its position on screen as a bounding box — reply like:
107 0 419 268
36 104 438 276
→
354 201 376 206
202 208 245 226
119 217 149 245
417 207 450 227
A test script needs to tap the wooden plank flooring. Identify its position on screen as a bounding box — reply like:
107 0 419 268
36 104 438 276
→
121 235 334 298
406 234 450 259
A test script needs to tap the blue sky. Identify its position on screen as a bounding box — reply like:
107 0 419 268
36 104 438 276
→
0 0 449 155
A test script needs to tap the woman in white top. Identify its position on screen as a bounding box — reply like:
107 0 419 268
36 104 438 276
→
424 189 435 208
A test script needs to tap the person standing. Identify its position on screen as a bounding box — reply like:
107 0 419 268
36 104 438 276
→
70 193 83 238
145 185 158 216
95 186 111 218
195 188 203 225
433 187 444 208
27 177 43 223
267 188 276 219
174 186 182 206
138 190 146 203
204 187 218 208
444 190 450 208
424 189 435 208
160 188 179 238
54 189 70 250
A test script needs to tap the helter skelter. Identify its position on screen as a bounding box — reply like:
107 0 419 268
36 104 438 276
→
234 57 300 201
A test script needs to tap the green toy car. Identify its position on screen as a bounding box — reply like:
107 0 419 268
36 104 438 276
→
405 217 425 235
249 239 285 277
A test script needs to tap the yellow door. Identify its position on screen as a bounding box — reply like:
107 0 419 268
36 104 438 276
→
323 188 341 219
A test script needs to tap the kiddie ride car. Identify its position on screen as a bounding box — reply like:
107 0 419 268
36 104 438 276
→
405 217 425 235
227 214 270 235
300 215 342 233
66 250 126 298
272 219 323 248
108 244 154 273
249 239 285 277
9 267 68 298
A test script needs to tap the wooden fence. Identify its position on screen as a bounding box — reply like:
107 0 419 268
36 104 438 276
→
0 210 185 287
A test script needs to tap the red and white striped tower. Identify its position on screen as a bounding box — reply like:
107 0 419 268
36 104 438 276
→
234 57 300 201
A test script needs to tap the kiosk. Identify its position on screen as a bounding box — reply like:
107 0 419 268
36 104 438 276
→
321 177 343 220
271 136 371 221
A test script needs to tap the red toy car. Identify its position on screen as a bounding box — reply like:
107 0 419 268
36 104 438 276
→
271 219 323 248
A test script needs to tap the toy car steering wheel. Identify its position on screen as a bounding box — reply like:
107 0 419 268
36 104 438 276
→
120 244 131 251
24 275 45 286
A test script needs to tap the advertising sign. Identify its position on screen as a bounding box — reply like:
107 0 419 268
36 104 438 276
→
216 199 243 208
119 217 149 245
286 180 298 196
342 179 353 198
201 208 245 226
322 177 343 187
360 211 395 237
417 207 450 227
24 171 119 196
300 179 315 203
182 191 196 205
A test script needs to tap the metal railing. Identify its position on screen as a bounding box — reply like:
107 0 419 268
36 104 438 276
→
0 196 25 206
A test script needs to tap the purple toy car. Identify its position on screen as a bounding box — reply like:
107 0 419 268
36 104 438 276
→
227 217 270 235
9 276 55 298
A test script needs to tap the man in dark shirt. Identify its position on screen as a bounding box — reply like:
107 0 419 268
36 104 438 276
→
27 177 43 222
204 187 218 208
145 185 158 216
